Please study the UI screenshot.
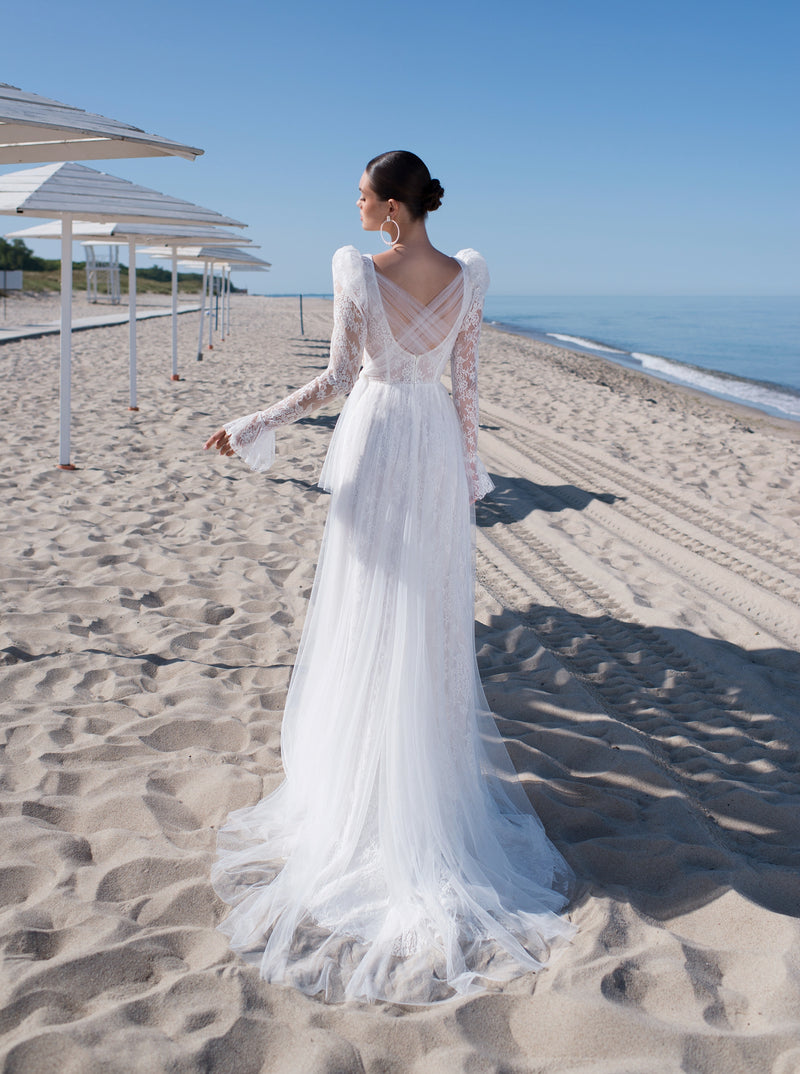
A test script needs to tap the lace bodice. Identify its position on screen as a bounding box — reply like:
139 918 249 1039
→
223 245 493 501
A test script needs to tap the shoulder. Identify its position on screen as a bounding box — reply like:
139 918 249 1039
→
332 244 368 276
331 245 369 308
455 248 489 296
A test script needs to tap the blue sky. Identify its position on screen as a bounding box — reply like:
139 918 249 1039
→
2 0 797 295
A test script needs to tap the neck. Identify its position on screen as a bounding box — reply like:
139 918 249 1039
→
390 217 431 255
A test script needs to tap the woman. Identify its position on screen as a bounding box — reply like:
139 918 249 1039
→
204 151 575 1005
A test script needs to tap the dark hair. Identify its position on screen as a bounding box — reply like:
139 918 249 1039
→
365 150 444 220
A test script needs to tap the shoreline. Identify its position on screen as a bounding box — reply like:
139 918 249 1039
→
482 320 800 439
486 316 800 424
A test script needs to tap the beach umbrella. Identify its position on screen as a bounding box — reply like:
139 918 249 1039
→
0 82 202 164
7 219 255 381
0 162 245 468
148 245 270 354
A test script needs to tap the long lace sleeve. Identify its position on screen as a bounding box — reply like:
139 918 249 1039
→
223 248 366 473
450 253 494 503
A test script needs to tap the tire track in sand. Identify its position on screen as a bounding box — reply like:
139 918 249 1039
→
478 400 800 645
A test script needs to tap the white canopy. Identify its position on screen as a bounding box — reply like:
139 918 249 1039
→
149 245 270 267
0 161 245 226
0 82 202 164
163 260 271 274
6 219 254 246
173 261 270 271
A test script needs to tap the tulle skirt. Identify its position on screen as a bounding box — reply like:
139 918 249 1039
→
211 377 575 1004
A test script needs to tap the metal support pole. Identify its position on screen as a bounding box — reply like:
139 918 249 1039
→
128 239 138 410
58 215 75 469
299 294 304 336
207 262 214 349
224 267 230 336
197 262 208 360
221 267 228 339
171 248 179 380
221 267 227 335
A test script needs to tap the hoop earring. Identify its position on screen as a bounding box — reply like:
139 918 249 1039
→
380 215 400 246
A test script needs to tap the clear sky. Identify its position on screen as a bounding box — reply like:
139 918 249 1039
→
2 0 797 295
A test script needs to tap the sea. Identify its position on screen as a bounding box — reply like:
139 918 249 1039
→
482 295 800 422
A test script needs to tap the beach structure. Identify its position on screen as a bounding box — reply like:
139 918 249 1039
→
0 162 245 468
0 82 202 164
7 220 255 383
148 246 271 355
84 243 121 303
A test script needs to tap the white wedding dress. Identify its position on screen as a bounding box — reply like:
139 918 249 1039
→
211 246 575 1004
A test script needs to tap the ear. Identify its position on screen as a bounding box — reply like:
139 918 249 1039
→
387 199 398 216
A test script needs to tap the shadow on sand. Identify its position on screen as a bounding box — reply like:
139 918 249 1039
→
477 601 800 922
477 472 623 526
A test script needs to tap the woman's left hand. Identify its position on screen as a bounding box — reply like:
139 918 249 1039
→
204 427 236 456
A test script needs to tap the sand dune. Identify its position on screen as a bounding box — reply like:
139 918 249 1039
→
1 296 798 1073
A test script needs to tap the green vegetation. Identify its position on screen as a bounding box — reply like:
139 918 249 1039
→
0 236 58 272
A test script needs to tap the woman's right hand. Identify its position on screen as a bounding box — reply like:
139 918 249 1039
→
204 427 236 457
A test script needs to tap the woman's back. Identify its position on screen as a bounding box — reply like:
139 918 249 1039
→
331 245 488 393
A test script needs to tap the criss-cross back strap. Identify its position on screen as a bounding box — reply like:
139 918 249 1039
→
375 269 464 353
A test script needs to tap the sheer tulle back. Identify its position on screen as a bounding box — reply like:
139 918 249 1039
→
373 266 464 354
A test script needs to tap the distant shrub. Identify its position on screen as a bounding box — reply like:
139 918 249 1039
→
0 237 46 271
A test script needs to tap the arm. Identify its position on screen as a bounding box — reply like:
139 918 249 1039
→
205 282 365 472
450 287 495 504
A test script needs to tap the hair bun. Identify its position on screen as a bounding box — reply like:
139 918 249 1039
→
365 152 444 219
422 178 444 213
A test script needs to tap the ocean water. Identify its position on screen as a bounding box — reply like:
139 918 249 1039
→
483 295 800 422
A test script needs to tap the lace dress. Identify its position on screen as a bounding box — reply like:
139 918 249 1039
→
211 246 575 1004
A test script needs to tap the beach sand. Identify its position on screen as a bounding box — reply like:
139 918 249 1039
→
1 295 798 1073
0 291 200 345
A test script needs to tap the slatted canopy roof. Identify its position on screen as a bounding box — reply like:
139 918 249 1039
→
149 245 270 267
173 260 270 271
0 82 202 164
0 161 245 226
6 219 255 246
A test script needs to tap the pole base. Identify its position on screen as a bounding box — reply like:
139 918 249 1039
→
171 374 181 381
128 406 140 411
57 463 78 471
196 355 203 362
207 344 214 350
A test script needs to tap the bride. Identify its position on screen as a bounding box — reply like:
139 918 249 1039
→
204 150 575 1004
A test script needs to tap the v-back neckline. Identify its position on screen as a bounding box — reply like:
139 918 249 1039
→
366 255 469 358
369 256 464 310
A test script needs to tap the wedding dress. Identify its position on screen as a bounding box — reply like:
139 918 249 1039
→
211 245 575 1004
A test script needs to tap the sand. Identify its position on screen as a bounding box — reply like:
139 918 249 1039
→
1 294 798 1074
0 291 200 344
